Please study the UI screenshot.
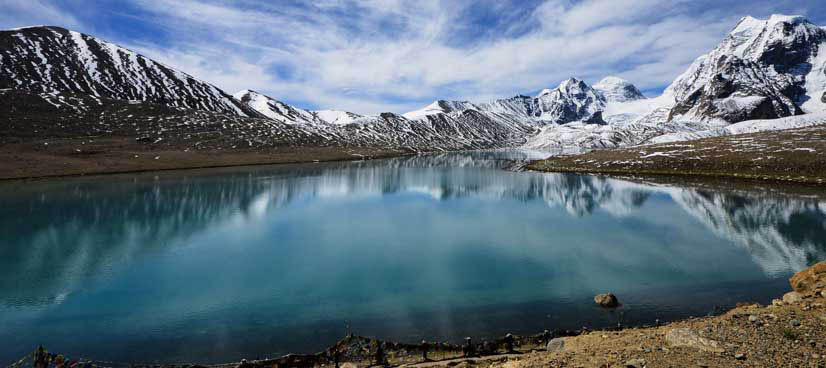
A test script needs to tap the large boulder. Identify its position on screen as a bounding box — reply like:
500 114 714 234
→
594 293 619 308
789 261 826 296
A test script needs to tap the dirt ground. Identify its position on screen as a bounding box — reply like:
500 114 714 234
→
0 137 408 180
527 125 826 185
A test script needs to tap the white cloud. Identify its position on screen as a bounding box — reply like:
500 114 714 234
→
0 0 82 30
5 0 816 115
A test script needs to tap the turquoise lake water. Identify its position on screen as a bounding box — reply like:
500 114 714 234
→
1 151 824 364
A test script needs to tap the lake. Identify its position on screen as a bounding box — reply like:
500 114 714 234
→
1 151 825 364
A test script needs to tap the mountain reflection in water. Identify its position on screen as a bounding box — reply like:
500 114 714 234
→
0 150 824 363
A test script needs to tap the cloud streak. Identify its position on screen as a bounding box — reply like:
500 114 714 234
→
2 0 826 114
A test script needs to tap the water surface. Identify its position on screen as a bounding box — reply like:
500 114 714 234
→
1 151 825 364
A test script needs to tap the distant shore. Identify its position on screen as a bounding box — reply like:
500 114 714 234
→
0 138 412 180
527 124 826 185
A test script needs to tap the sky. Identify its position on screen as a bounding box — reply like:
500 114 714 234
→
2 0 826 115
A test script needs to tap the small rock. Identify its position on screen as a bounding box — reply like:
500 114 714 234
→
546 337 568 353
734 353 746 360
625 358 646 368
748 315 759 323
790 319 801 327
813 353 821 359
665 328 725 353
696 363 709 368
783 291 803 304
594 293 619 308
772 299 784 307
821 290 826 298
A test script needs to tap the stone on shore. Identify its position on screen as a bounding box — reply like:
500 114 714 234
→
790 261 826 296
782 291 803 304
624 358 646 368
594 293 619 308
546 337 569 353
665 328 725 353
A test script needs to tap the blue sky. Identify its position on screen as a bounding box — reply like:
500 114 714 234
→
3 0 826 114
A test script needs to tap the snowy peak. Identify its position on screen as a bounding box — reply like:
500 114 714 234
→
234 89 364 125
0 26 254 116
724 14 824 64
593 76 645 102
533 78 606 124
233 89 317 124
314 110 362 125
666 14 826 124
554 78 590 96
404 77 630 126
402 100 477 119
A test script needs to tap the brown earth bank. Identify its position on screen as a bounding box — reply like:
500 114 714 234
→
526 125 826 185
12 263 826 368
1 89 418 180
0 138 409 180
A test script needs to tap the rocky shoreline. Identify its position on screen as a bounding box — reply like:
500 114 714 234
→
10 262 825 368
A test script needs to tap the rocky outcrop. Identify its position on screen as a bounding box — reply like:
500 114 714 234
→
789 261 826 296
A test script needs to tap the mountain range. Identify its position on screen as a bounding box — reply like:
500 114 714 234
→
1 14 825 153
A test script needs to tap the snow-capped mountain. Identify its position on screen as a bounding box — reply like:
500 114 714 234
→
666 14 826 124
233 89 537 150
233 89 366 126
533 78 607 124
233 89 320 124
0 26 257 117
403 78 610 126
593 76 646 103
330 110 537 150
3 15 826 154
525 14 826 150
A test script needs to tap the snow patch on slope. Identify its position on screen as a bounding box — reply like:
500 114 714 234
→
648 112 826 144
801 41 826 113
314 110 361 125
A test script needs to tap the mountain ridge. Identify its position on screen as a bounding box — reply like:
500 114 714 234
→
2 14 826 153
0 25 260 117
